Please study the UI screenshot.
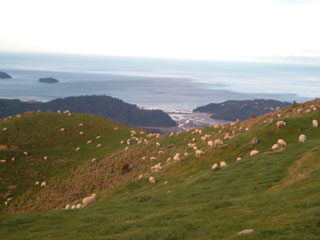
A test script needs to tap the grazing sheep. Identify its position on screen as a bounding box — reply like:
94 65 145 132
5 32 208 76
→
79 132 84 135
167 157 172 163
40 181 46 187
220 161 227 167
192 138 196 142
272 144 279 151
87 140 92 144
79 123 83 127
96 144 101 148
245 127 249 131
193 146 198 150
65 204 71 210
207 140 214 148
114 127 119 131
306 109 312 113
91 158 96 163
150 157 157 161
35 181 40 185
140 131 144 135
96 136 101 140
212 163 218 170
60 128 65 132
184 152 188 157
313 119 318 128
151 163 162 172
195 149 205 158
44 156 48 160
156 142 160 147
250 150 259 156
138 174 143 179
57 110 61 113
158 151 164 156
173 153 181 162
82 193 96 207
2 127 7 131
276 121 286 129
11 157 15 162
149 176 155 184
142 157 146 160
71 205 76 209
238 229 254 235
169 132 174 137
313 107 317 111
120 140 124 144
23 152 28 156
75 147 80 152
214 139 223 146
0 160 6 163
76 204 83 209
237 157 242 161
299 134 307 143
277 139 287 147
125 147 129 151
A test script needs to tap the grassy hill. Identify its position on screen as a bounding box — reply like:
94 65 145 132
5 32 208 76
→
1 100 320 239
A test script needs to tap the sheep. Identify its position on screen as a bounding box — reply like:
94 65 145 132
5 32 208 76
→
299 134 307 143
192 138 196 142
68 113 72 116
79 132 84 135
277 139 287 147
167 157 172 163
60 128 65 132
142 156 146 160
306 109 312 113
76 204 83 209
35 181 40 185
75 147 80 152
238 229 254 235
236 157 242 161
313 119 318 128
23 152 28 156
140 131 144 135
169 132 174 137
43 156 48 160
272 144 279 151
150 157 157 161
184 152 188 157
114 127 119 131
96 136 101 140
82 193 96 207
276 121 287 129
173 153 181 162
214 139 223 146
120 140 124 144
208 140 214 148
151 163 162 172
313 107 317 111
125 147 129 151
195 149 205 158
193 146 198 150
0 160 6 164
71 205 76 209
156 142 160 147
245 127 249 131
79 123 83 127
91 158 96 163
11 157 15 162
2 127 7 131
220 161 227 167
57 110 61 113
87 140 92 144
149 176 155 184
96 144 101 148
211 163 218 170
250 150 259 156
158 151 164 156
40 181 46 187
138 174 143 179
65 204 71 210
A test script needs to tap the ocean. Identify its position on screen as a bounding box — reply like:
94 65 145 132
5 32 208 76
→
0 52 318 113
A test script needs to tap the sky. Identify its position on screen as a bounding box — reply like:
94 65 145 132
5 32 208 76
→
1 0 320 61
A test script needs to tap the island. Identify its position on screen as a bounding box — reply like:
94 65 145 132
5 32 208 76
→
0 71 12 79
38 77 59 83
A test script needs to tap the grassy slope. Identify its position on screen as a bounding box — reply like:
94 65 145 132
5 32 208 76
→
1 102 320 239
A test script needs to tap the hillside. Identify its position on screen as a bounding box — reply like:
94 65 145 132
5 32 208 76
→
194 99 292 121
0 71 12 79
1 99 320 239
0 95 176 128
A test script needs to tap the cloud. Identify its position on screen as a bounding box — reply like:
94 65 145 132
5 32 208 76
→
273 0 320 4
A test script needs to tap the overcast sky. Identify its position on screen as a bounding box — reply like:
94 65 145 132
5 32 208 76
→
1 0 320 61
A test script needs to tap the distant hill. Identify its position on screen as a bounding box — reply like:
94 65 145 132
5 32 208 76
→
0 95 176 127
38 77 59 83
194 99 292 121
0 71 12 79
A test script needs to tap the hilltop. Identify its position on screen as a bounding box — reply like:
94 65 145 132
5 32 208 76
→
0 95 176 128
194 99 292 121
0 71 12 79
0 99 320 239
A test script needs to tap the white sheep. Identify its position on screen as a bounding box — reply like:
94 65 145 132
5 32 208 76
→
207 140 214 148
60 128 65 132
211 163 218 170
2 127 7 131
151 163 162 172
0 160 6 163
65 204 71 210
220 161 227 167
184 152 188 157
79 123 83 127
167 157 172 163
91 158 96 163
35 181 40 185
306 109 312 113
43 156 48 160
277 139 287 147
312 119 318 128
120 140 124 144
125 147 129 151
195 149 205 158
76 204 83 209
158 151 164 156
114 127 119 131
82 193 96 207
169 132 174 137
272 144 279 151
79 132 84 135
250 150 259 156
75 147 80 152
142 157 146 160
214 139 223 146
96 144 101 148
23 152 28 156
87 140 92 144
40 181 46 187
96 136 101 139
149 176 155 184
138 174 143 179
71 205 76 209
173 153 180 162
150 157 157 161
156 142 160 147
299 134 307 143
11 157 15 162
236 157 242 161
276 121 286 129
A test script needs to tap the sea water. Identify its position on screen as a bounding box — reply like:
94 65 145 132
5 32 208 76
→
0 52 318 113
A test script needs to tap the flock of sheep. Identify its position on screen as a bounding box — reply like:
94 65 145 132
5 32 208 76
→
0 102 319 210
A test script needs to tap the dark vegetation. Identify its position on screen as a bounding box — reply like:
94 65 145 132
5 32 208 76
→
38 77 59 83
0 95 176 127
194 99 292 121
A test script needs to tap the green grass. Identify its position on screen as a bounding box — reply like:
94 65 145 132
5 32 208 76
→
1 103 320 239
